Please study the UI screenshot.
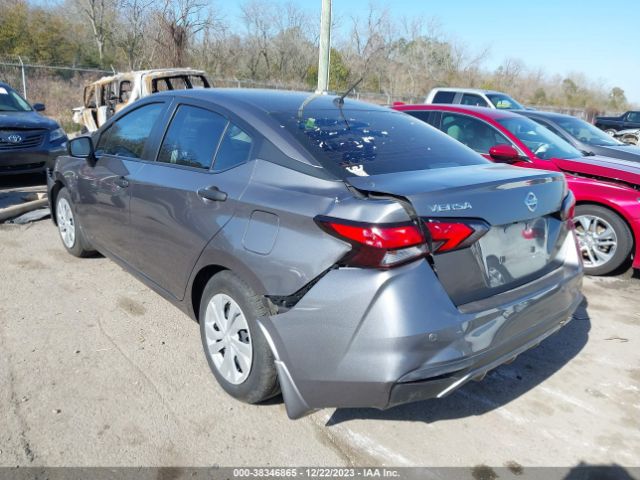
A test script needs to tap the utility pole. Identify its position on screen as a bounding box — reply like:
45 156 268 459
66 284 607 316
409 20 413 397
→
18 56 26 99
316 0 332 93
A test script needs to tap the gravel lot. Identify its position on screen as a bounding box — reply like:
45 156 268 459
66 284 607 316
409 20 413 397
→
1 177 639 473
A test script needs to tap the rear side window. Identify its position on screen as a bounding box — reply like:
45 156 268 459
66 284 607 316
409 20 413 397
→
119 81 132 102
405 110 440 128
189 76 210 88
432 91 456 104
213 124 253 171
96 103 164 159
157 105 227 169
441 113 511 154
461 94 488 107
273 108 488 178
627 112 640 122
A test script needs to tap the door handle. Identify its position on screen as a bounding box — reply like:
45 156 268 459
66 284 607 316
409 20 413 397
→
197 186 228 202
114 176 129 188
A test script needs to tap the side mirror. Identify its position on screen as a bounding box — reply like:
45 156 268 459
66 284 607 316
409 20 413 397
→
489 144 520 163
32 103 46 112
68 136 97 164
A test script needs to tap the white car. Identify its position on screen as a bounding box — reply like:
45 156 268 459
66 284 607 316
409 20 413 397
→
425 88 524 110
72 68 211 132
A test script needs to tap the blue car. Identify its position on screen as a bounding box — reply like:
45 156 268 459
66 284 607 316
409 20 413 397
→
0 82 67 175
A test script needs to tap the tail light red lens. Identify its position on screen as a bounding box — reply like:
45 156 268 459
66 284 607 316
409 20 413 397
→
425 221 476 253
317 216 486 268
326 222 424 249
317 219 427 268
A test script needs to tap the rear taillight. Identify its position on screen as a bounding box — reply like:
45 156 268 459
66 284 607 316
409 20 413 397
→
316 217 487 268
316 218 427 268
425 220 476 253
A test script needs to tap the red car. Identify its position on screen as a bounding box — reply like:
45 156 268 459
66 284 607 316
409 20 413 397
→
394 104 640 275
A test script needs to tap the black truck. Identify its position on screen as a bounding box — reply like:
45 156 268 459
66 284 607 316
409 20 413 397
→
595 110 640 134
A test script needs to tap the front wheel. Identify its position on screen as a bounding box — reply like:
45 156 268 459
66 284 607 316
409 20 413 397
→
574 204 633 275
55 188 95 257
604 129 617 137
199 271 280 403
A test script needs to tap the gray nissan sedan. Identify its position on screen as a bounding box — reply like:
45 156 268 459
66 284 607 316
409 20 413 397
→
47 89 583 418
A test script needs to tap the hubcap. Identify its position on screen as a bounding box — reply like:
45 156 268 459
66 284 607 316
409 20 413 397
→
574 214 618 268
203 294 253 385
56 198 76 249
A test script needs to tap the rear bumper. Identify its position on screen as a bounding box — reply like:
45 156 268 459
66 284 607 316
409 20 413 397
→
261 233 583 419
0 145 66 175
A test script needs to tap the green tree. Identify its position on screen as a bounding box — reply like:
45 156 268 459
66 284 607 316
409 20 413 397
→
306 48 351 92
531 87 547 105
608 87 627 111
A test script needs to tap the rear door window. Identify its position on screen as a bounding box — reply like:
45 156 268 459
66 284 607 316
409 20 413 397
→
432 91 456 104
273 108 488 178
627 112 640 122
460 94 489 107
441 113 511 154
157 105 227 170
96 102 165 159
213 124 253 171
189 76 210 88
405 110 441 128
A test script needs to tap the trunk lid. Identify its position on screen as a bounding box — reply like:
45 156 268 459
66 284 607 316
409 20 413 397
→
347 163 571 306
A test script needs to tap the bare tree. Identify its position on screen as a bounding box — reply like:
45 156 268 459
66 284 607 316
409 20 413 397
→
116 0 154 69
73 0 116 64
154 0 214 67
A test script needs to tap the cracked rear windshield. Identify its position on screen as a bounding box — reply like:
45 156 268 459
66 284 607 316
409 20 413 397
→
272 108 487 178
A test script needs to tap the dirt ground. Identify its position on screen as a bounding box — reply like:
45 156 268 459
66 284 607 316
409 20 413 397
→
0 176 639 474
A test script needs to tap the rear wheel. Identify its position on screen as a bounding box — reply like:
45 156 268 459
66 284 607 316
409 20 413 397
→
55 188 95 257
199 271 279 403
604 128 617 136
574 204 632 275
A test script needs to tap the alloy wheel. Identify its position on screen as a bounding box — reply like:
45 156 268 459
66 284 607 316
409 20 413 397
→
203 293 253 385
56 197 76 249
574 214 618 268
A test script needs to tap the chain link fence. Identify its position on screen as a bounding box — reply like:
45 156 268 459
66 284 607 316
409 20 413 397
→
0 57 618 132
0 56 112 131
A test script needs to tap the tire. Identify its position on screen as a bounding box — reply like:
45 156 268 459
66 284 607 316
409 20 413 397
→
604 129 617 136
55 188 95 257
199 271 280 403
574 204 633 276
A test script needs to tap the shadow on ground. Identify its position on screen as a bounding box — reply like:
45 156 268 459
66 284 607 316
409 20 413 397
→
0 172 46 189
325 299 591 426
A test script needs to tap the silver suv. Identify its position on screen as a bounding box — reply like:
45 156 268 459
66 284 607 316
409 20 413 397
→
426 88 524 110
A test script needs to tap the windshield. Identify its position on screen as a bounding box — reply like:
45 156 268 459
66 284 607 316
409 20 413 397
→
486 94 524 110
0 86 32 112
498 116 583 160
272 108 489 178
554 116 625 147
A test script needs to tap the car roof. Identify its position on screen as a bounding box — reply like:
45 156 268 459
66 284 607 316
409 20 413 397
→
429 87 505 95
157 88 390 114
519 110 580 122
394 103 521 122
